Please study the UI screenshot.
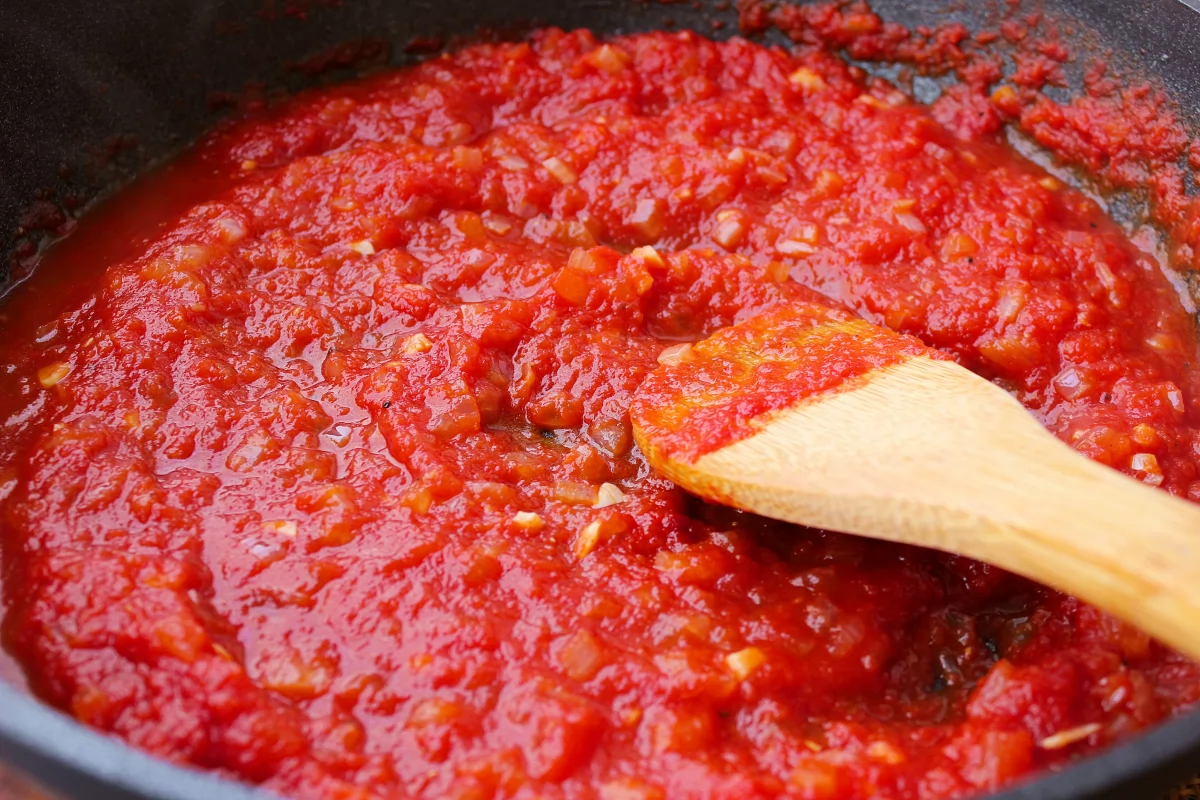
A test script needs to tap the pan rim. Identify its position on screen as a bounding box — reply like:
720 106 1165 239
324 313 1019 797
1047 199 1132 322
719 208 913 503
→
2 678 1199 800
3 0 1200 797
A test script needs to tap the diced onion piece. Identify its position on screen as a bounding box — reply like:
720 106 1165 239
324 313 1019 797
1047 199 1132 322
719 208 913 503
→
349 239 376 256
600 778 658 800
894 210 927 234
563 220 597 247
867 741 906 765
631 245 665 269
1131 424 1161 449
558 629 605 681
790 222 820 244
1071 425 1133 467
725 646 767 681
765 260 790 282
757 164 788 185
326 424 352 448
37 362 71 388
542 156 578 184
857 92 889 110
994 285 1026 325
584 43 631 74
713 211 746 249
444 122 473 146
631 198 665 240
941 231 978 260
1146 333 1179 353
567 247 606 274
553 266 591 305
813 169 844 197
1039 723 1101 750
1094 261 1118 291
595 482 626 508
991 84 1019 110
408 697 462 727
788 67 827 91
497 154 529 170
575 520 603 559
657 343 695 367
452 146 484 171
216 217 247 244
402 485 434 515
843 11 878 31
263 520 299 538
1165 384 1185 414
776 238 816 256
454 211 486 240
513 511 544 530
1131 452 1164 486
1052 366 1092 401
482 213 514 236
791 761 839 795
402 333 434 354
554 480 598 506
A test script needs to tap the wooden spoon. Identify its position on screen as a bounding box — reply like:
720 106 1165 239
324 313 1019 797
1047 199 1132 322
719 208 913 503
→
629 305 1200 660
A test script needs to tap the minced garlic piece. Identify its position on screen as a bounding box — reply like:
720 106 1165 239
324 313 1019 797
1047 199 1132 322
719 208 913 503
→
349 239 376 256
594 483 626 509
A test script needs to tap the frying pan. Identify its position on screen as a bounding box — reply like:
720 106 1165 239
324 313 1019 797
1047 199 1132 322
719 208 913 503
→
2 1 1200 798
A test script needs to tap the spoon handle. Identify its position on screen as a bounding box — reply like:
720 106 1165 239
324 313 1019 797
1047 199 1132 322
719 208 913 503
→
686 356 1200 660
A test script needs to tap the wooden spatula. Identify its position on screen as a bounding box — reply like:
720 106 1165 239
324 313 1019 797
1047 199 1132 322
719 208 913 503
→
629 305 1200 660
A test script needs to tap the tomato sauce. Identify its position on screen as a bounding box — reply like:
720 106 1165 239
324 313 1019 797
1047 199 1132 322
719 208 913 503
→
3 26 1200 800
631 309 949 463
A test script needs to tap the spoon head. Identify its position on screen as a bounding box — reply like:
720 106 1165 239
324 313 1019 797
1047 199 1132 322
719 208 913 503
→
630 305 946 469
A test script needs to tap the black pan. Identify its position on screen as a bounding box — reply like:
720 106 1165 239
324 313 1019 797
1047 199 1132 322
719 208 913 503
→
2 1 1200 798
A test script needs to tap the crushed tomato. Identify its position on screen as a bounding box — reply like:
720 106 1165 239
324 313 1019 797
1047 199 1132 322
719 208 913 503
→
2 27 1200 800
631 308 951 463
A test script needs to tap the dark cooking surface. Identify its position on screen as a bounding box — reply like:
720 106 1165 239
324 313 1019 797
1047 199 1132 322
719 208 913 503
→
4 1 1200 800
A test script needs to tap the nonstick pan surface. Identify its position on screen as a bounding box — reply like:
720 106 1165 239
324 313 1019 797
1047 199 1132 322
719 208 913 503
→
2 1 1200 798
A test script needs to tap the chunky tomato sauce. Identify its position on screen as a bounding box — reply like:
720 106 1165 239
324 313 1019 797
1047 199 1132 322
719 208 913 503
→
3 26 1200 800
631 309 948 463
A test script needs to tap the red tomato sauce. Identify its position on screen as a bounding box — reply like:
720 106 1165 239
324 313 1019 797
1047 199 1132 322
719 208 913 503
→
631 309 948 463
3 27 1200 800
